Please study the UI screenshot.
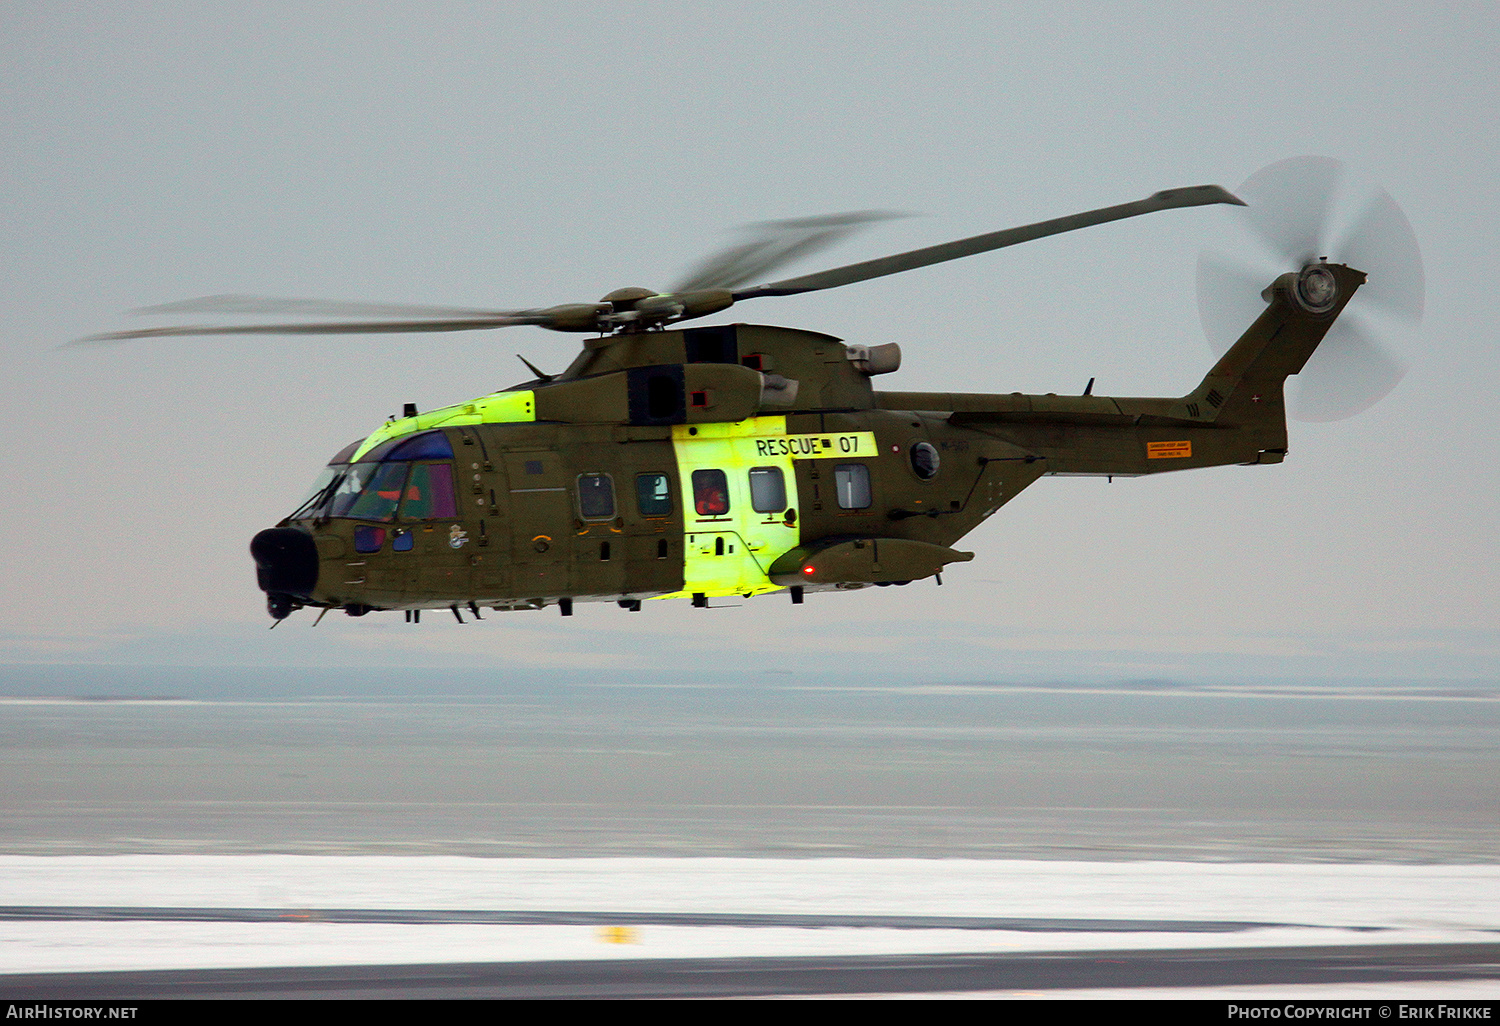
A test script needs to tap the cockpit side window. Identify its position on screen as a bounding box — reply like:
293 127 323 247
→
400 463 457 520
301 432 460 522
344 462 407 521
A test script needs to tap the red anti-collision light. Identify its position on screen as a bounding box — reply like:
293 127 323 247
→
803 565 815 575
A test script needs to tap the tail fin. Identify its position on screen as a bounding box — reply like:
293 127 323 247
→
1183 264 1366 449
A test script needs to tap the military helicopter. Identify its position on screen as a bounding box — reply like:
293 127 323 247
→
82 157 1423 623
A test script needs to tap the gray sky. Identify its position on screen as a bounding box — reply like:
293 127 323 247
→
3 1 1496 684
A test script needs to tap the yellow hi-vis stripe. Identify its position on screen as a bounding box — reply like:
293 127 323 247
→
352 390 537 461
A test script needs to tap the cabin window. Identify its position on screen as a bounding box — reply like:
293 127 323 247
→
577 473 616 520
748 467 787 513
692 469 730 516
400 463 458 520
834 464 872 510
353 525 386 553
392 529 414 552
910 441 940 480
636 473 673 517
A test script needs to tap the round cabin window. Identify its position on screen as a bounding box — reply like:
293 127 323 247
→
910 441 940 480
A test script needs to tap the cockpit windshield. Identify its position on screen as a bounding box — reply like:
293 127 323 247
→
286 432 458 522
291 466 342 518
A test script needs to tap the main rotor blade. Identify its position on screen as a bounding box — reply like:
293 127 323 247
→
71 313 548 344
671 210 903 293
134 295 522 319
731 185 1244 301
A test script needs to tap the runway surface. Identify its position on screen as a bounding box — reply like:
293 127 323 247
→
7 943 1500 999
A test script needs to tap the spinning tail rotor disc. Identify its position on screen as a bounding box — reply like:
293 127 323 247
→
1196 156 1425 421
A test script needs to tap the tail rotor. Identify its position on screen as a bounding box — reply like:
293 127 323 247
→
1196 156 1425 421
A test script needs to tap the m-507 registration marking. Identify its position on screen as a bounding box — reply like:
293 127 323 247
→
747 432 878 460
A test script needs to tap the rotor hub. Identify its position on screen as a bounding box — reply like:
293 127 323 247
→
600 286 658 311
1294 264 1339 314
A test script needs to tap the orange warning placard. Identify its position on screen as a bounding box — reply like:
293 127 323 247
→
1146 440 1192 459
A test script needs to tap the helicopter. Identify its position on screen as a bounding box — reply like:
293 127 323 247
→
82 157 1424 624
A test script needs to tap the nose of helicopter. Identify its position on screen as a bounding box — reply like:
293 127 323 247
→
250 527 318 619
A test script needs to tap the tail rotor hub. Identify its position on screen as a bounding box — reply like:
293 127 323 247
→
1294 264 1339 314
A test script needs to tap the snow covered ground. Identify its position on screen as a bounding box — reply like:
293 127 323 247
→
2 856 1498 982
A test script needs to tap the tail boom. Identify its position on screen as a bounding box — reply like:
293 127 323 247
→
874 263 1365 478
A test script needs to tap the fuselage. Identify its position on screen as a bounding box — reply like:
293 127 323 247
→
254 404 1017 616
